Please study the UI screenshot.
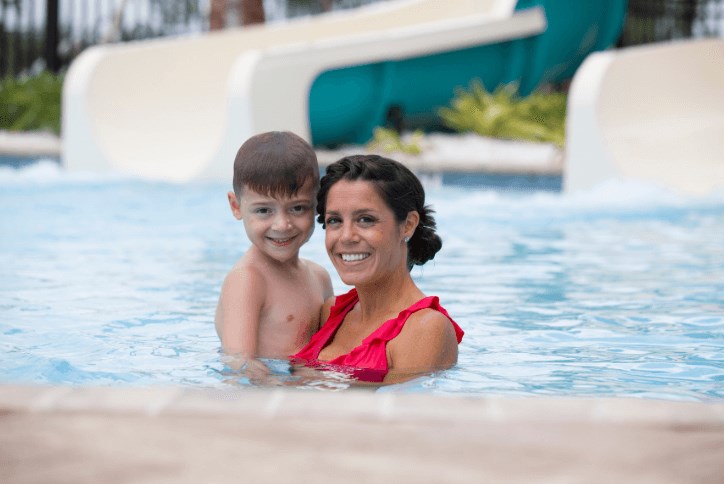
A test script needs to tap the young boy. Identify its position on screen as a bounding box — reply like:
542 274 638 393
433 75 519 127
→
215 131 333 369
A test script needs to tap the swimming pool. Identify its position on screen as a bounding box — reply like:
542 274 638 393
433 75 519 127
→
1 160 722 401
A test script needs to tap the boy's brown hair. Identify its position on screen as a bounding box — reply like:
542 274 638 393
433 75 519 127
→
232 131 319 199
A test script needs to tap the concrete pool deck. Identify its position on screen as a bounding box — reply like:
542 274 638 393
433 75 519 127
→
315 132 563 175
1 384 723 483
0 130 563 176
0 131 62 159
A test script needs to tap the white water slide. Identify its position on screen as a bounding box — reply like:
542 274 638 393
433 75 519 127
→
564 38 724 196
63 0 549 181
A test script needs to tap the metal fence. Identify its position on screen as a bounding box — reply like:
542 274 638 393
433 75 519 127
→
619 0 724 46
1 0 723 79
0 0 205 77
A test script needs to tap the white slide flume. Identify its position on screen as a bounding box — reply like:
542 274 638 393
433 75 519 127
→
564 38 724 196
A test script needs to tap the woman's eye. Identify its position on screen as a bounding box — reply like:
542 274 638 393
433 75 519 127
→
358 216 376 225
325 216 341 226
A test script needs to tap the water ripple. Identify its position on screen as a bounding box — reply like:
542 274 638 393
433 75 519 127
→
1 175 722 400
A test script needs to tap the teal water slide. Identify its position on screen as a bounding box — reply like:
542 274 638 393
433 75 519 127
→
309 0 627 145
63 0 627 181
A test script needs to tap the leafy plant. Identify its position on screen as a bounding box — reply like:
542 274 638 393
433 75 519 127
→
366 127 424 155
438 80 566 146
0 72 63 134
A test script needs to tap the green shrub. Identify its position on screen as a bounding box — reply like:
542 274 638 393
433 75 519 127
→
366 127 424 155
438 80 566 146
0 72 63 134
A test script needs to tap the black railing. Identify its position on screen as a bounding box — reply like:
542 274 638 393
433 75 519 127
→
1 0 207 78
1 0 723 79
619 0 724 46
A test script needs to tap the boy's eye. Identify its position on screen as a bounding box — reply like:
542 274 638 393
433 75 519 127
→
254 207 272 215
290 205 309 214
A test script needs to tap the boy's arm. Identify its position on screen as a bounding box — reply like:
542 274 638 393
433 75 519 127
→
311 263 334 330
218 266 266 358
318 266 334 301
319 296 335 329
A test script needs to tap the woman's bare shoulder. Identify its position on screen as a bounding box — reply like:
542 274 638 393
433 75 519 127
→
402 309 457 340
389 308 458 371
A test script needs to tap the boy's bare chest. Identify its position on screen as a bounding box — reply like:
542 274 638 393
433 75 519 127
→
261 270 324 330
265 289 320 325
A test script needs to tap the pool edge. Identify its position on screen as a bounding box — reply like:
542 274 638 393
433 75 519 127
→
2 384 722 482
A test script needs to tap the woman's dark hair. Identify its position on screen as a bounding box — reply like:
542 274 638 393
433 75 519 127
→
317 154 442 269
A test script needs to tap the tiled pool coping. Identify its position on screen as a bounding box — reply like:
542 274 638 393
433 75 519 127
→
2 384 723 482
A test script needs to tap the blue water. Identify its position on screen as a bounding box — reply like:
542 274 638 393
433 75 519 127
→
1 160 723 400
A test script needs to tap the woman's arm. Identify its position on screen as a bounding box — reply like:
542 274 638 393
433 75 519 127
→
384 309 459 384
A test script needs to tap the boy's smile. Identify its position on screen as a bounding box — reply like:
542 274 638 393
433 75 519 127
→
268 236 294 246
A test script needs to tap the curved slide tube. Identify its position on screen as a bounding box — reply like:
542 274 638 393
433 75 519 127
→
564 38 724 196
63 0 625 181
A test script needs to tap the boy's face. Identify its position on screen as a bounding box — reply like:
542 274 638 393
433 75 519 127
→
227 179 316 264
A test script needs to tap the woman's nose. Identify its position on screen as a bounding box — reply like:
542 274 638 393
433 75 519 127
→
340 222 358 243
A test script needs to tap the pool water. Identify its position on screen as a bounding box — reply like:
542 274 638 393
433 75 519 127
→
1 161 723 400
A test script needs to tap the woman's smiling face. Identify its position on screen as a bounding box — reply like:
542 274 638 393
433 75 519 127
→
323 179 411 287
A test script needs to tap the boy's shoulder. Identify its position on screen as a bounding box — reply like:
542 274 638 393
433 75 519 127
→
299 258 333 300
223 255 268 289
300 257 330 278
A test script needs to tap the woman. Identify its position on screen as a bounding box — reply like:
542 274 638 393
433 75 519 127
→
292 154 463 384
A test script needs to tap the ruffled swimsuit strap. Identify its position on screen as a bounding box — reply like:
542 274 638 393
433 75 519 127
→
360 295 462 346
291 289 359 361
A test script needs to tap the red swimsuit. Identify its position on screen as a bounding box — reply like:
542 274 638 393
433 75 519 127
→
291 289 464 382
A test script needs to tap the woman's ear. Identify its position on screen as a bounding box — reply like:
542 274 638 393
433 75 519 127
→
227 191 243 220
403 210 420 240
